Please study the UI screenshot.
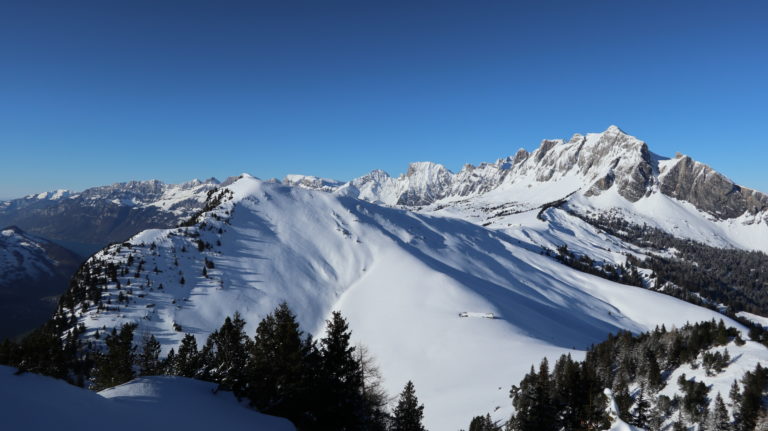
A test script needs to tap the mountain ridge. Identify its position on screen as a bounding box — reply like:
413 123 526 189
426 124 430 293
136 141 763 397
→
0 226 82 338
284 126 767 223
54 175 745 429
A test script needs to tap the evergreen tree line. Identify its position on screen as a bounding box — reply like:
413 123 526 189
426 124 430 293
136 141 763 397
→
503 320 768 431
549 244 644 288
568 211 768 317
2 302 429 431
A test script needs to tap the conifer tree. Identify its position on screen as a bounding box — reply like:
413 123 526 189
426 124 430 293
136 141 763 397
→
632 384 650 428
172 333 200 377
729 380 742 427
646 351 663 390
137 334 161 376
705 393 731 431
207 312 250 393
391 381 426 431
317 311 365 430
613 378 633 422
247 302 314 425
510 358 556 431
468 414 500 431
92 323 136 390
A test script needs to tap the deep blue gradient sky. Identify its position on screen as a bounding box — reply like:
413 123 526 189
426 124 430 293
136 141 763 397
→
1 1 767 199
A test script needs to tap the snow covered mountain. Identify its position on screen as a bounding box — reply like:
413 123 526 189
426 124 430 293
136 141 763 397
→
287 126 768 253
0 226 81 339
0 365 294 431
0 178 222 256
56 175 750 429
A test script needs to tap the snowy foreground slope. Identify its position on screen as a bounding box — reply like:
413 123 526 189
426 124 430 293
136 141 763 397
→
0 365 294 431
61 175 752 429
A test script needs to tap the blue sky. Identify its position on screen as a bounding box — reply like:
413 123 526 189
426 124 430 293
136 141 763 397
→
1 1 766 199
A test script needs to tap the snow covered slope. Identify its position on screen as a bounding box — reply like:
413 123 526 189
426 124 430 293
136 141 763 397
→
286 126 768 253
0 226 81 338
0 366 295 431
0 178 222 256
59 176 747 429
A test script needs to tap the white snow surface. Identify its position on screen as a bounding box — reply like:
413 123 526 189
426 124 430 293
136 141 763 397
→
289 126 768 254
604 389 644 431
658 340 768 413
736 311 768 329
70 176 749 430
0 365 294 431
0 228 57 282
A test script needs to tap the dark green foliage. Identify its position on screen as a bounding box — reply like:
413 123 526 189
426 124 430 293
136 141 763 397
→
92 323 137 390
0 328 70 380
178 188 232 227
163 306 389 430
510 355 609 431
631 384 650 428
646 351 663 390
391 381 426 431
168 333 200 378
702 349 730 376
315 311 367 430
613 379 633 422
738 364 768 431
246 302 316 426
729 381 743 427
511 359 557 431
508 320 742 431
677 373 710 423
553 244 644 287
573 211 768 317
137 334 161 376
202 312 250 392
705 393 731 431
4 301 396 430
468 414 500 431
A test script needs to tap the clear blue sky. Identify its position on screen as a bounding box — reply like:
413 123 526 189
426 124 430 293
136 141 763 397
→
1 1 766 199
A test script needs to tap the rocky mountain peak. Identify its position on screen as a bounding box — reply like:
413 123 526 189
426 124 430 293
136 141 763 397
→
659 155 768 218
282 174 343 192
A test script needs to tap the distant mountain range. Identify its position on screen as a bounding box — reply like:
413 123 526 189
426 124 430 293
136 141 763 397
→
0 226 81 338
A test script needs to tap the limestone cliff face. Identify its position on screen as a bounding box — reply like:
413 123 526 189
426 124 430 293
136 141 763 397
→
286 126 767 221
660 155 768 219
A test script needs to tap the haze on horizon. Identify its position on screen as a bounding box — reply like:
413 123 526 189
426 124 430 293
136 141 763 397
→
1 1 766 199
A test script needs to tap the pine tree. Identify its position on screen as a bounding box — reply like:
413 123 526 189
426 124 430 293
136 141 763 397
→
92 323 137 390
704 393 731 431
613 378 633 422
646 351 663 390
391 381 426 431
729 380 742 428
172 333 200 377
468 414 500 431
632 384 650 428
207 312 250 393
247 302 314 426
316 311 365 430
510 358 556 431
137 334 161 376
